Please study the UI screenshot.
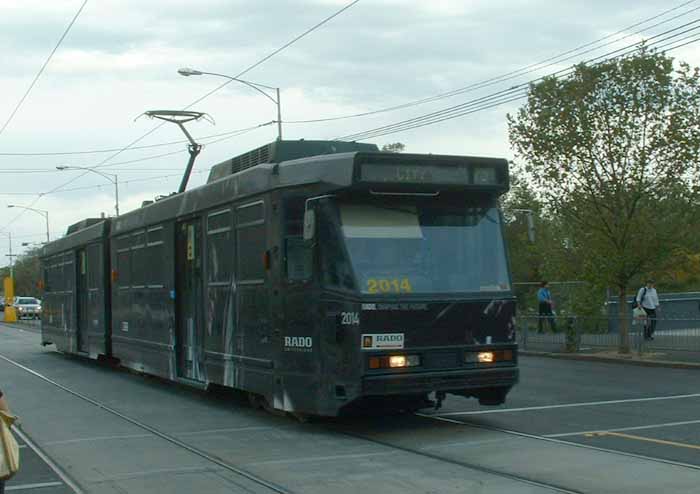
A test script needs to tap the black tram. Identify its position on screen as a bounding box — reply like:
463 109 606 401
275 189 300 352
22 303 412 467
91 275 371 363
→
40 140 518 416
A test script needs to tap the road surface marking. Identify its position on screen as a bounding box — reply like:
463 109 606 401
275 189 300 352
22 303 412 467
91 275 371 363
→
418 413 700 471
177 426 274 436
437 393 700 416
45 433 152 445
6 481 64 491
585 431 700 451
546 419 700 438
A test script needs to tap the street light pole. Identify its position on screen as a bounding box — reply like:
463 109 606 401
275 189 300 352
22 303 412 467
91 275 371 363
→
56 166 119 216
276 87 282 141
0 231 13 279
7 205 50 243
178 68 283 140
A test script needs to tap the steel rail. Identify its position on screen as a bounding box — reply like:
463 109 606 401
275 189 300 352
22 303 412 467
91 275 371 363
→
417 413 700 472
0 352 294 494
10 425 86 494
329 426 585 494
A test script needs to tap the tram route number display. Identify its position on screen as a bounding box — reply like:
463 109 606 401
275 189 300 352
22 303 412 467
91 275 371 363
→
367 278 413 294
361 162 470 185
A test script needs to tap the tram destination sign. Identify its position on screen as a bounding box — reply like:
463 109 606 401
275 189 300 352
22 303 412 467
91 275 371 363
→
360 161 498 186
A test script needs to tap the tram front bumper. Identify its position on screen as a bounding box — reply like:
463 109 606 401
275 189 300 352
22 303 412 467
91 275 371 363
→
361 366 519 396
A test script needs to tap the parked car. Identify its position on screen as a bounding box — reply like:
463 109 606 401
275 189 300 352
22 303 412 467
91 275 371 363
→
12 297 42 319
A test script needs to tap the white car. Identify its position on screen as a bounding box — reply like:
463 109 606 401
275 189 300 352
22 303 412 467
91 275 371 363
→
13 297 42 319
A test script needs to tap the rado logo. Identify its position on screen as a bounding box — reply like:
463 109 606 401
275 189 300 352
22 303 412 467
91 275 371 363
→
284 336 313 352
375 335 402 343
361 333 405 350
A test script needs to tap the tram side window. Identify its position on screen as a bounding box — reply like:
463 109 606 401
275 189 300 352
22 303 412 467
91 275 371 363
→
283 198 311 282
131 231 147 287
63 253 74 291
115 235 131 287
237 201 265 282
147 226 166 286
87 244 101 290
207 210 233 283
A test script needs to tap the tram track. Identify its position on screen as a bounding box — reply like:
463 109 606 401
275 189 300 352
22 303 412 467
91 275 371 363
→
0 352 295 494
416 412 700 472
2 347 584 493
5 344 698 493
330 425 586 494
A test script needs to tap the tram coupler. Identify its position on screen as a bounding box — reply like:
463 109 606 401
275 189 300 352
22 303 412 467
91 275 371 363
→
434 391 446 410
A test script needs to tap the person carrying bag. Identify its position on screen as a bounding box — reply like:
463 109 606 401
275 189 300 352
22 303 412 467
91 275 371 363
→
0 389 20 492
636 279 660 340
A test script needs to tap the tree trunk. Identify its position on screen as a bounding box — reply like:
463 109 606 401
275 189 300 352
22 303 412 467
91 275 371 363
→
617 285 630 353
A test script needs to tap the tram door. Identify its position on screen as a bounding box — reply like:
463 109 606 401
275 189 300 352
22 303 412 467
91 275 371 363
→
175 219 205 382
76 249 89 353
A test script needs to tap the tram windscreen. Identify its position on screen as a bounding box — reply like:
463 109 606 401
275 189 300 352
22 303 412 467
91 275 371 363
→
337 201 511 294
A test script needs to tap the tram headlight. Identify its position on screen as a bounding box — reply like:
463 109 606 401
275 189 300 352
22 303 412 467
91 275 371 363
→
466 350 514 364
368 354 421 369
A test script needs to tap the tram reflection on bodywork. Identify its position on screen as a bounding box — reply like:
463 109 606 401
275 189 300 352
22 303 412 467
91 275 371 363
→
40 140 518 416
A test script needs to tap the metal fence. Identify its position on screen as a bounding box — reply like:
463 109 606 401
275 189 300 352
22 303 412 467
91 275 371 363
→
517 314 700 358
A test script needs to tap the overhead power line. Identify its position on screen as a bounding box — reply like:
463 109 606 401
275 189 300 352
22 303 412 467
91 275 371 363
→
0 119 265 229
337 20 700 142
0 122 272 157
0 123 269 174
0 0 89 137
286 0 700 125
36 0 362 209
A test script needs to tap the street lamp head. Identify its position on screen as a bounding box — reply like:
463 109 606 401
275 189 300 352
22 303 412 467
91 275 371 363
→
56 166 69 170
7 205 15 208
178 67 203 77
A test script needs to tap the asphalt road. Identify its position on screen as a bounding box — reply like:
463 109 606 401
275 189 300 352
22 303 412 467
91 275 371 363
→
0 321 698 493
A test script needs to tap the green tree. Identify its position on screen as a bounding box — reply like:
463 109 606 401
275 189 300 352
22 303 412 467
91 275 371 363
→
381 142 406 153
0 248 41 299
508 47 700 353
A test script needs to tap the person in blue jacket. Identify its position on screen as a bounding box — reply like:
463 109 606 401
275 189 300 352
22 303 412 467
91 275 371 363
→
537 281 557 333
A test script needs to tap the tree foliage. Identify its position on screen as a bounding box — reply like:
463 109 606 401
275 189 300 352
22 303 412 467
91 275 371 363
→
381 142 406 153
508 47 700 352
0 249 41 299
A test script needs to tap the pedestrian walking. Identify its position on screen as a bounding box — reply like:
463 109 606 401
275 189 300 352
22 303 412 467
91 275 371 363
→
537 281 557 333
636 279 660 340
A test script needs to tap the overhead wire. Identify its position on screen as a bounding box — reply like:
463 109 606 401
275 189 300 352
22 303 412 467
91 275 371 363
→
8 20 697 199
337 19 700 141
19 0 363 221
0 0 693 157
0 123 265 193
0 0 89 137
0 122 272 157
285 0 700 125
3 1 696 232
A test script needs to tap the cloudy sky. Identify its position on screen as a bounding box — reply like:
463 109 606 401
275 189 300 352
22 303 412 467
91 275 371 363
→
1 0 699 266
